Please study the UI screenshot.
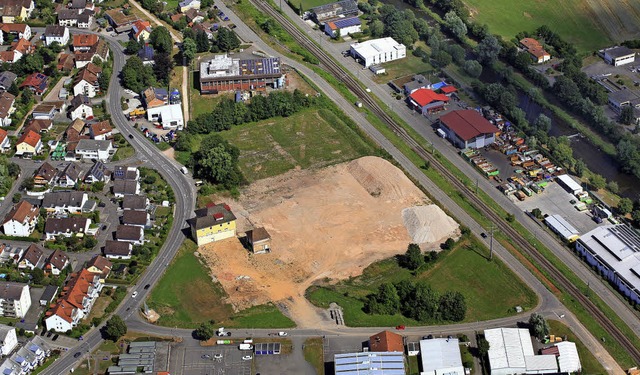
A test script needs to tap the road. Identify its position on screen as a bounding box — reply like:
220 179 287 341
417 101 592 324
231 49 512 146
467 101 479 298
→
39 29 197 375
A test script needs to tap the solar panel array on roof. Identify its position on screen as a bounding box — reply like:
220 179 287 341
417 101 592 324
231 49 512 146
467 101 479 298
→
332 17 361 28
610 225 640 253
238 58 280 76
334 352 405 375
255 342 281 355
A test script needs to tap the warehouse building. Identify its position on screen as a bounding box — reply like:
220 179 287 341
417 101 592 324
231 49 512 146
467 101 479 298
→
309 0 358 23
485 328 558 375
199 54 285 94
555 174 583 195
576 224 640 304
350 37 406 68
146 104 184 129
438 110 499 149
334 352 405 375
419 338 464 375
544 214 579 242
323 16 361 38
602 46 636 66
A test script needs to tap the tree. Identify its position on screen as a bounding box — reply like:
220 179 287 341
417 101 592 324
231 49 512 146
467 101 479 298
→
401 243 424 270
607 181 619 194
31 268 44 284
21 88 33 105
83 236 97 249
441 238 455 250
620 106 634 125
463 60 482 78
475 34 501 65
368 20 385 38
194 321 215 340
103 316 127 341
215 28 241 52
121 56 156 93
633 210 640 223
125 39 142 55
528 313 549 340
447 44 465 64
444 11 467 40
589 174 606 190
477 337 490 356
403 282 439 321
149 27 173 54
534 114 552 133
11 193 21 203
365 283 400 315
182 38 197 63
574 159 586 177
438 291 466 321
193 135 245 188
8 82 19 96
195 30 210 53
153 52 174 85
618 197 633 215
432 50 452 68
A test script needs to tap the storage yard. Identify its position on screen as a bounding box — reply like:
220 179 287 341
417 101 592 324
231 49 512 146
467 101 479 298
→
198 157 459 328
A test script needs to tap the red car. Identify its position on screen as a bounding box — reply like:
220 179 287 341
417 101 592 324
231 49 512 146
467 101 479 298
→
395 325 406 330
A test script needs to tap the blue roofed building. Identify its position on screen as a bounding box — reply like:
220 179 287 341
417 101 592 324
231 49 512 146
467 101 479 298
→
323 16 361 38
138 44 155 65
334 352 405 375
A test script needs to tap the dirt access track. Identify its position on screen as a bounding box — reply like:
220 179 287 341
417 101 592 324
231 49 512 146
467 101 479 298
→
199 157 459 328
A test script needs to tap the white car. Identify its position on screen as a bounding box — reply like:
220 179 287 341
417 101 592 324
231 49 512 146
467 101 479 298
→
214 353 223 359
242 355 252 361
278 332 288 337
131 291 138 298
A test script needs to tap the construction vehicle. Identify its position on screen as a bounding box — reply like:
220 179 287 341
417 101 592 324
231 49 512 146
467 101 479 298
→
128 108 146 120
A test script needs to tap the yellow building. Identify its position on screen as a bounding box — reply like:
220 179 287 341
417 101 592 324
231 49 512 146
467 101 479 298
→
188 203 237 246
0 0 34 23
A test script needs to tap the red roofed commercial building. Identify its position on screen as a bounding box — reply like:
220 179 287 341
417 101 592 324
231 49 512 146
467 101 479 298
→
438 109 500 149
408 88 450 115
44 268 103 332
369 331 404 352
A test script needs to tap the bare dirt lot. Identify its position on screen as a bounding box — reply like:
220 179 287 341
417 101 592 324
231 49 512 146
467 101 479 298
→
199 157 459 328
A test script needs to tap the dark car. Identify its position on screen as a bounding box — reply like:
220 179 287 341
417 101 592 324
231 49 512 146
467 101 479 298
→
52 334 59 341
480 232 488 238
74 352 81 358
129 134 134 139
101 225 107 230
144 284 151 290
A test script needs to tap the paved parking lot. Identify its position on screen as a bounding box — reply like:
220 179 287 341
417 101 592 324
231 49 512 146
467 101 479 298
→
178 345 252 375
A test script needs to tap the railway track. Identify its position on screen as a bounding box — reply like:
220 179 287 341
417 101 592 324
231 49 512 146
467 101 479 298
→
251 0 640 363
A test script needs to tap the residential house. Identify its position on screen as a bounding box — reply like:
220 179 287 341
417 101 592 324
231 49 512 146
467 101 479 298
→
85 255 112 282
32 103 56 120
15 129 42 157
0 0 34 23
0 325 17 356
0 49 21 63
39 285 58 306
309 0 357 23
112 180 140 198
520 38 551 64
122 210 149 228
89 120 112 140
141 87 169 108
2 336 50 373
103 240 132 260
137 44 154 65
19 73 48 95
179 0 200 12
10 37 32 55
188 203 237 246
58 9 94 28
192 22 213 39
122 195 148 211
44 269 103 332
130 19 151 41
2 200 38 237
55 162 83 187
74 39 109 69
75 139 113 161
43 25 69 46
41 191 88 214
184 8 204 24
66 119 86 141
44 216 91 240
115 225 144 245
57 53 75 73
323 16 361 38
112 166 139 181
70 0 93 10
73 62 101 98
0 91 15 127
0 71 17 91
24 119 52 133
0 23 31 41
0 282 30 318
68 95 94 120
0 128 9 153
45 249 69 276
34 162 56 186
18 244 44 270
72 33 98 52
246 227 271 253
408 88 450 115
84 161 109 183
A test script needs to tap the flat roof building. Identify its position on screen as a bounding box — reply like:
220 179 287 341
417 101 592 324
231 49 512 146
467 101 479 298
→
555 174 583 195
334 352 405 375
603 46 635 66
576 224 640 304
146 104 183 129
438 110 499 149
485 328 558 375
199 54 284 94
350 37 406 67
544 214 579 242
309 0 358 23
419 338 464 375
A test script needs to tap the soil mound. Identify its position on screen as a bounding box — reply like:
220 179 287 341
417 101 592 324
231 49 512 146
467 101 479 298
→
402 205 459 244
347 156 424 202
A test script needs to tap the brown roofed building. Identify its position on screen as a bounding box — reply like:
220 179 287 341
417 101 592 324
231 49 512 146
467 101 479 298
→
57 53 75 72
18 243 44 270
44 268 102 332
247 227 271 253
103 240 132 259
72 33 98 51
115 225 144 245
34 161 56 186
122 210 149 228
45 249 69 276
25 119 53 133
438 110 500 149
89 120 112 140
122 195 148 211
86 255 112 281
369 331 404 352
44 217 91 240
2 200 38 237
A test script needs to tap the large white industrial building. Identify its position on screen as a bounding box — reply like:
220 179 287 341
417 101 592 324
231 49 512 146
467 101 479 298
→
576 224 640 304
484 328 558 375
419 338 464 375
555 174 583 195
350 37 406 67
146 104 184 130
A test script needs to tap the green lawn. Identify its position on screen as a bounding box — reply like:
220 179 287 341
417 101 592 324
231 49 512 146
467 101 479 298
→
548 320 607 375
372 54 434 84
463 0 612 52
147 240 294 328
219 108 374 182
303 338 325 375
306 238 538 326
296 0 335 11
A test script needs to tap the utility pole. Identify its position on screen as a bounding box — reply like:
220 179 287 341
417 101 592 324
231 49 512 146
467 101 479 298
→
489 224 494 260
475 179 478 195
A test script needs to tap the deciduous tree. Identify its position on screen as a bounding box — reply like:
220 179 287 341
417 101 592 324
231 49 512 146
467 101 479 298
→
103 316 127 341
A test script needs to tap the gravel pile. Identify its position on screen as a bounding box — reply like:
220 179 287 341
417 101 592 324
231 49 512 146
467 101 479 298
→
402 205 459 244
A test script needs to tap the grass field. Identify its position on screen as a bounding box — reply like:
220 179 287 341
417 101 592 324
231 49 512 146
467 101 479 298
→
303 338 325 375
547 320 607 375
306 238 537 326
218 107 374 182
464 0 611 52
372 54 435 84
148 240 294 328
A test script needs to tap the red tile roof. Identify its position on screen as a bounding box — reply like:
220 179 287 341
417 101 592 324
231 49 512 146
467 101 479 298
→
369 331 404 352
11 38 32 55
440 110 500 141
0 128 7 144
72 33 99 48
440 85 457 94
18 129 41 148
2 200 38 225
409 88 450 107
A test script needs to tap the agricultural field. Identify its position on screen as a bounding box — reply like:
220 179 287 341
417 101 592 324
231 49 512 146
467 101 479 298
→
306 237 538 327
464 0 618 53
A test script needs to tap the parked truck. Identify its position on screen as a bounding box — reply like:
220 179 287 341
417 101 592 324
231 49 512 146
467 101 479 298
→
239 344 253 350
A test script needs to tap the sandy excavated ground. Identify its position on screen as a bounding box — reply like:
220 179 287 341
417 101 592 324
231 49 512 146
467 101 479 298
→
199 157 459 328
